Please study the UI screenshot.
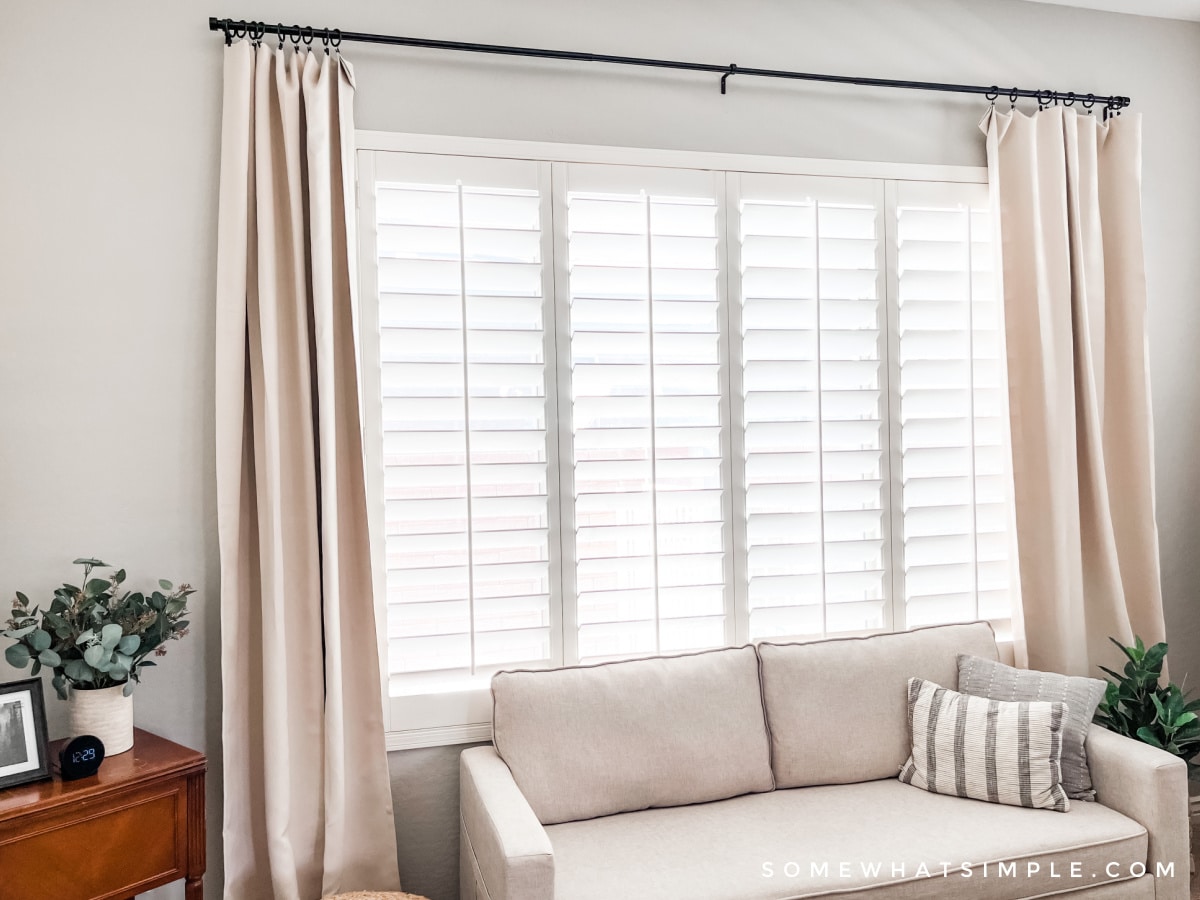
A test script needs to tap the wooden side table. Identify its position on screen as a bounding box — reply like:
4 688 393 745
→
0 727 206 900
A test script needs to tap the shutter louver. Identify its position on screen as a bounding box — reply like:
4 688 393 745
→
735 175 888 640
373 155 555 681
364 144 1017 722
564 165 728 662
895 183 1014 632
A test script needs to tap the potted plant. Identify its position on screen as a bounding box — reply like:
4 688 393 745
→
2 558 196 755
1094 636 1200 771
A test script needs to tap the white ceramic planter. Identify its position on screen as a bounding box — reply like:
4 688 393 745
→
68 684 134 755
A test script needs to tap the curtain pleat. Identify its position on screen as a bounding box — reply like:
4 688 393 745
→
216 39 402 899
982 108 1166 677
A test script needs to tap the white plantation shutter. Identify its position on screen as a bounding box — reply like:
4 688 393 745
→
367 153 559 685
893 181 1014 631
731 174 890 639
359 140 1015 734
560 164 730 662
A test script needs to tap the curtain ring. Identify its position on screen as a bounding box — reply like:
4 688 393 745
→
234 20 248 40
1037 89 1053 111
330 29 343 53
291 28 302 47
222 21 232 46
277 24 286 49
1008 87 1019 110
985 86 999 108
302 26 315 47
1063 92 1076 107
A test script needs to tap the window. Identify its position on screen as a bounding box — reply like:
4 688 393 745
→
357 136 1015 746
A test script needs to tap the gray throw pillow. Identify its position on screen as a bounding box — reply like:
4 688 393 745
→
956 654 1107 801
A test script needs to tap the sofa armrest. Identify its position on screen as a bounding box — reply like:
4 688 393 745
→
1086 726 1189 900
460 746 554 900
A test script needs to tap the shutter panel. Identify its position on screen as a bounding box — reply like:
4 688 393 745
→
372 154 556 679
894 182 1014 631
733 174 889 640
563 164 729 662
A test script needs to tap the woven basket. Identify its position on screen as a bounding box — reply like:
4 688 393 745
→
323 893 428 900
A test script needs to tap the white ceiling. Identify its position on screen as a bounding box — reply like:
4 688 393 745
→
1021 0 1200 21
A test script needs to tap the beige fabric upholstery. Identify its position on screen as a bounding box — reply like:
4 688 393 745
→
492 646 773 824
460 747 554 900
1085 726 1190 900
758 623 999 787
547 779 1146 900
1058 881 1154 900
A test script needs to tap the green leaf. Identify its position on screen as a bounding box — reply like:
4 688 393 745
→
30 660 41 676
52 673 68 700
72 557 109 567
77 628 94 646
100 623 123 650
83 644 106 667
122 680 135 697
38 648 61 667
14 591 29 605
27 629 51 652
158 579 173 591
4 643 31 668
117 634 140 655
1151 693 1167 723
114 569 126 584
1144 643 1168 678
63 658 94 683
1110 637 1140 664
1136 726 1164 748
85 578 111 597
4 624 37 640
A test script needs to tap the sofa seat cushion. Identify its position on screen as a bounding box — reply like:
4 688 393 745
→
546 779 1147 900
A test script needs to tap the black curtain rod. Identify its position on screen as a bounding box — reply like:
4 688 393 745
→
207 17 1132 113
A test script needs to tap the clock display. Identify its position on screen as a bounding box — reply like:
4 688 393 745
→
59 735 105 780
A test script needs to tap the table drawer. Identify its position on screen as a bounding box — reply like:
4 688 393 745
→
0 784 185 900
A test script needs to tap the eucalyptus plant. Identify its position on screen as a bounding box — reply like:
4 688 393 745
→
2 558 195 699
1094 636 1200 773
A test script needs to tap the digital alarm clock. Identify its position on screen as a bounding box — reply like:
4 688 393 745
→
59 735 106 781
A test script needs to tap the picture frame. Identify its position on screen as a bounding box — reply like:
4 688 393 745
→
0 677 51 790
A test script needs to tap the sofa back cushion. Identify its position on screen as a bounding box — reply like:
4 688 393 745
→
757 622 999 788
491 645 774 825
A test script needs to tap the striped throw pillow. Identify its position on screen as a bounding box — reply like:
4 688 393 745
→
899 677 1070 812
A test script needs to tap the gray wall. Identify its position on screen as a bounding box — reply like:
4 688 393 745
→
2 2 1198 899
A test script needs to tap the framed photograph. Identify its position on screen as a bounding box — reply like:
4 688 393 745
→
0 678 50 790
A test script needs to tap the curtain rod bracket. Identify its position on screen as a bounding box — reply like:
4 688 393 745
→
721 64 737 95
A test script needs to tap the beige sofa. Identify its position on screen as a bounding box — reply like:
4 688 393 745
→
460 623 1189 900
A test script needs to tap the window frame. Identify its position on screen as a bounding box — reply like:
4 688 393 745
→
355 131 989 750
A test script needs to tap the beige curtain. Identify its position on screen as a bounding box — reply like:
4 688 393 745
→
982 108 1165 677
215 40 402 899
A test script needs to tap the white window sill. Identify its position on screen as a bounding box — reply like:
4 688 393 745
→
385 721 493 752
